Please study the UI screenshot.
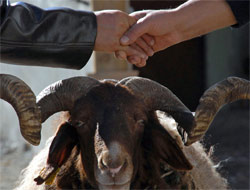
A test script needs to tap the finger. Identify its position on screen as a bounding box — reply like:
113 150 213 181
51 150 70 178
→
120 17 149 46
126 43 148 65
130 43 149 59
142 34 155 46
129 10 149 20
121 44 148 59
135 38 154 56
135 58 147 67
137 58 147 67
128 56 147 67
127 15 137 26
127 55 141 65
114 51 127 61
127 44 148 66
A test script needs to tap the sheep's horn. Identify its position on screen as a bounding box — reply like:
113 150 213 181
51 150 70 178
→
186 77 250 145
0 74 41 145
101 79 118 84
37 76 100 122
118 77 194 134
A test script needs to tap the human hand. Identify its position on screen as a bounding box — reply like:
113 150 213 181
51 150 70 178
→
94 10 154 61
120 10 182 53
114 33 155 67
120 0 237 57
115 9 180 67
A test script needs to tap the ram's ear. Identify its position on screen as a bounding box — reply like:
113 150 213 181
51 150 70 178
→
148 124 193 170
34 122 78 185
47 122 78 166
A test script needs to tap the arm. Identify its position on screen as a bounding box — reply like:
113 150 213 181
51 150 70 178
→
0 0 96 69
167 0 237 44
120 0 239 66
0 1 149 69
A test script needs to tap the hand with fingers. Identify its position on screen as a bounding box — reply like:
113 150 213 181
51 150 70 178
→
117 10 177 67
94 10 154 65
115 9 179 68
115 33 154 67
121 10 180 53
118 0 237 67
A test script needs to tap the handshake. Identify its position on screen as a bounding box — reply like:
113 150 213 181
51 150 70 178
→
93 0 237 67
94 10 177 68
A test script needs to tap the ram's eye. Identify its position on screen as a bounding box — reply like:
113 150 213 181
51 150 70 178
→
137 120 145 126
70 120 85 128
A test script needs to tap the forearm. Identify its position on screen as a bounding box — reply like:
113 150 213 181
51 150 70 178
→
0 1 97 69
172 0 237 42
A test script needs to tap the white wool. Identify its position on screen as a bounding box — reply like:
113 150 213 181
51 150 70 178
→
156 111 228 189
14 137 54 190
156 111 184 148
15 112 227 189
184 143 228 189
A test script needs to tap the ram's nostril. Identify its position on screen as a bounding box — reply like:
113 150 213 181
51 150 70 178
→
99 154 126 177
100 156 124 169
100 158 108 170
98 142 129 177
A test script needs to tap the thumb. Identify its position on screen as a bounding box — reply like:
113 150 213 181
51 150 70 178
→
130 11 148 20
120 18 148 46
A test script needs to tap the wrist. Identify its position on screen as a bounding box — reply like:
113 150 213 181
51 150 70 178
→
173 0 237 42
159 9 186 45
93 11 102 51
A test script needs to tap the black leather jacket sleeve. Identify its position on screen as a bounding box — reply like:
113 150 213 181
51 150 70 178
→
0 0 97 69
226 0 249 28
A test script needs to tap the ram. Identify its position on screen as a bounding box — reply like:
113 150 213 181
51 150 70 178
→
0 74 249 190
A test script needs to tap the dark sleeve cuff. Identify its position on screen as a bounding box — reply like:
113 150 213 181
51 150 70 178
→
226 0 249 28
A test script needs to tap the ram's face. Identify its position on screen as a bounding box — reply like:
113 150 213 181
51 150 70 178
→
70 83 147 189
2 74 248 189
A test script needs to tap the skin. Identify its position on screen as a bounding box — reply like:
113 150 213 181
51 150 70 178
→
117 0 237 67
93 10 154 62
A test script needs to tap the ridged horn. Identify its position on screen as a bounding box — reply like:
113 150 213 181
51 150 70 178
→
37 76 100 123
0 74 41 145
118 77 194 134
186 77 250 145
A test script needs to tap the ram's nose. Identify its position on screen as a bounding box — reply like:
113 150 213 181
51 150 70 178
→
99 142 127 177
101 158 124 177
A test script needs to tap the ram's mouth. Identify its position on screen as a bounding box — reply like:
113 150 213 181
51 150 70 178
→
97 181 131 190
98 181 130 186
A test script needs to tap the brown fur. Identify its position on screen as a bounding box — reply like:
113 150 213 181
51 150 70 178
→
15 82 227 190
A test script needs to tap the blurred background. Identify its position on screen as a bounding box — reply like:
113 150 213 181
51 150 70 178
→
0 0 249 189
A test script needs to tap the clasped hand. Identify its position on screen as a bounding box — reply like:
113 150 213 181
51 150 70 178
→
94 0 237 67
94 10 158 68
94 10 180 67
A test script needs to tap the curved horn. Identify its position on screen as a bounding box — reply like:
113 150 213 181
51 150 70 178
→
0 74 41 145
101 79 118 84
186 77 250 145
37 76 100 122
118 77 194 134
